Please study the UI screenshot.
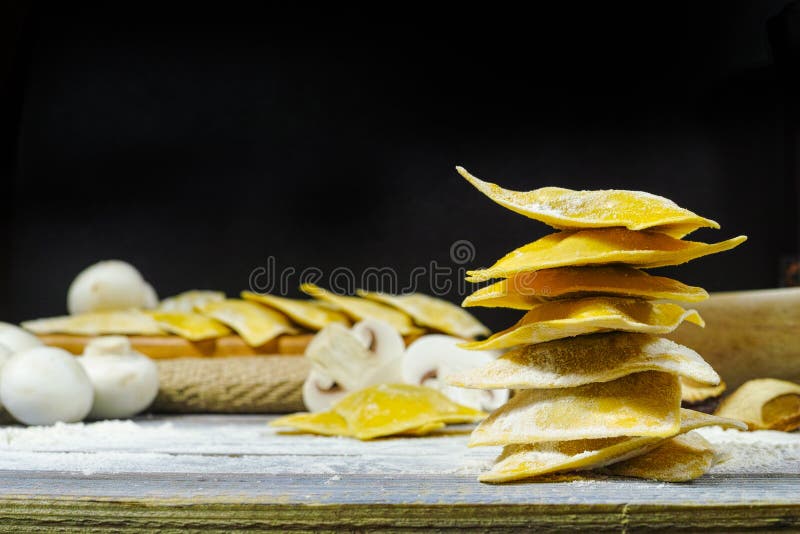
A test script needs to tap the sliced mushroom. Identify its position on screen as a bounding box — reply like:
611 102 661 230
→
302 319 405 412
302 368 348 413
404 334 509 411
350 318 405 384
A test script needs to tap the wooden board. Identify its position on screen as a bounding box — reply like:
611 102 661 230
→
0 414 798 531
38 333 315 358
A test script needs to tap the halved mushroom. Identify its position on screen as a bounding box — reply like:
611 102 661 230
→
403 334 508 411
302 368 348 413
302 319 405 412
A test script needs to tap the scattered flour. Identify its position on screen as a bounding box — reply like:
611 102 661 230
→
0 416 796 477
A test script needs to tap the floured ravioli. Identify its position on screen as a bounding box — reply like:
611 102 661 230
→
22 311 164 336
463 266 708 309
457 166 719 238
480 409 745 483
241 291 350 331
271 384 484 440
357 290 489 339
681 377 727 404
147 311 232 341
157 290 226 313
465 229 746 283
300 284 423 336
449 333 718 390
715 378 800 431
461 297 703 351
469 371 681 447
196 299 297 347
604 431 715 482
335 383 486 440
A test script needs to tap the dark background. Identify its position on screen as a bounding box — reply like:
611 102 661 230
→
2 2 799 331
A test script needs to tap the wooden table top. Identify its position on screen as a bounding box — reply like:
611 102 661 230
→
0 414 798 532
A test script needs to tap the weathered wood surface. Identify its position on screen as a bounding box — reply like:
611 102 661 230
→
0 414 797 532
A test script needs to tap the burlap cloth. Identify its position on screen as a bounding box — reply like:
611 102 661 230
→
152 356 310 414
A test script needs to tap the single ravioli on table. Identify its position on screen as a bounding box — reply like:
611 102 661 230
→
450 166 747 483
271 383 485 440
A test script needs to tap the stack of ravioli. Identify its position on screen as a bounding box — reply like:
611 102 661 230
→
448 167 749 483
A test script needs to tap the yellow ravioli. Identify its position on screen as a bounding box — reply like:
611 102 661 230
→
357 290 489 339
715 378 800 431
336 384 485 440
461 297 703 351
147 311 231 341
241 291 350 331
196 299 297 347
681 377 727 404
22 311 164 336
271 384 484 439
465 229 746 283
271 411 351 437
300 284 423 336
457 166 718 237
469 371 682 447
449 332 718 390
480 409 744 483
463 266 708 309
605 431 715 482
157 290 226 313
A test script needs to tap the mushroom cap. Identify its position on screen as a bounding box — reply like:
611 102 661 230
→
67 260 153 315
0 323 43 353
0 347 94 425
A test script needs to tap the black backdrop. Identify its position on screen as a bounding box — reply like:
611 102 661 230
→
2 2 798 331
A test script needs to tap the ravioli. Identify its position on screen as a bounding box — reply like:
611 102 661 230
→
300 284 423 336
469 371 682 447
449 333 718 390
604 431 715 482
457 166 719 237
357 290 489 339
271 410 351 436
465 229 746 283
335 383 486 440
460 297 703 351
680 377 727 404
479 409 745 483
147 311 232 341
22 311 165 336
157 290 226 313
271 384 485 440
196 299 297 347
241 291 350 331
715 378 800 431
463 266 708 309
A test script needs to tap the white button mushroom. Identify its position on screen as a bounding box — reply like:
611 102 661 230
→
78 336 159 420
0 322 43 353
0 346 94 425
67 260 158 315
402 334 509 411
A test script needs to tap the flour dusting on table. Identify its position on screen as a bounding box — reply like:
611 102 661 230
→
0 415 797 477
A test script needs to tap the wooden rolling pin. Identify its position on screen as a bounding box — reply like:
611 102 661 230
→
668 287 800 390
